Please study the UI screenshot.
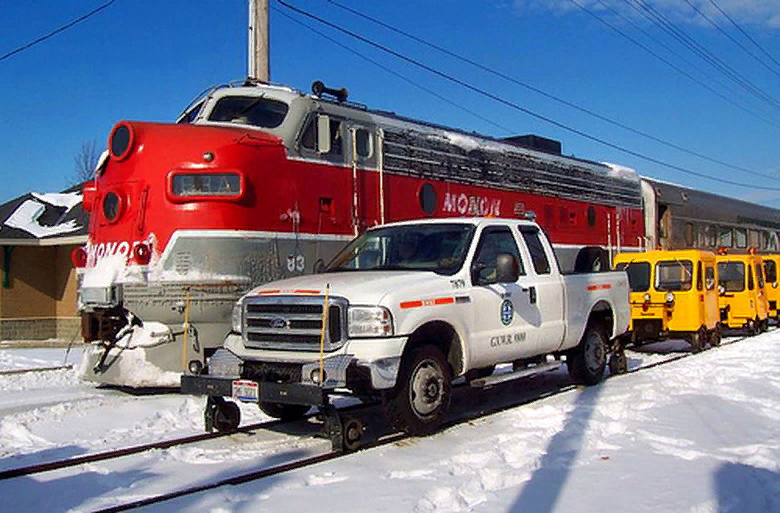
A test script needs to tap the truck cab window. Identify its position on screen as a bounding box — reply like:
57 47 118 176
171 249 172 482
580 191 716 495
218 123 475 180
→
473 227 525 284
518 226 551 275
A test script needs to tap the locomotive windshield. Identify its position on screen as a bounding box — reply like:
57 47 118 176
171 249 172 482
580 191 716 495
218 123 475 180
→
325 223 476 276
208 96 289 128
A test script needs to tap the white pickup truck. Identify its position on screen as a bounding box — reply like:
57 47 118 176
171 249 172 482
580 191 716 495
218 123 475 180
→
182 217 630 447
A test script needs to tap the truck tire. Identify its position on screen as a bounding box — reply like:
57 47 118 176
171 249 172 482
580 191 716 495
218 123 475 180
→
259 402 310 421
387 345 452 435
567 323 607 386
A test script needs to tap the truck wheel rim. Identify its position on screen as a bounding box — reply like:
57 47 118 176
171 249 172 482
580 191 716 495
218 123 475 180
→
409 358 445 417
585 332 605 374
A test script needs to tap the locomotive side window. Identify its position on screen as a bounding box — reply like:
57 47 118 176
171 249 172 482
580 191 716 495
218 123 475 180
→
735 228 747 248
299 114 344 159
718 226 733 247
355 128 372 158
208 97 289 128
684 222 694 247
656 260 693 291
615 261 650 293
718 262 745 292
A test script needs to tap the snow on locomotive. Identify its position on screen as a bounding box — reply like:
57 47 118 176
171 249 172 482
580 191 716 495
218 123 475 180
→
73 79 644 386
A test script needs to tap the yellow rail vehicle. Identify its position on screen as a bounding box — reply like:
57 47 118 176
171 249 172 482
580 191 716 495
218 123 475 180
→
761 254 780 320
614 250 721 351
716 250 770 334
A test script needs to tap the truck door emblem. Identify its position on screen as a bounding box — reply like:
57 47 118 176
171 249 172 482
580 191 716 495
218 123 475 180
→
500 299 513 325
270 318 288 329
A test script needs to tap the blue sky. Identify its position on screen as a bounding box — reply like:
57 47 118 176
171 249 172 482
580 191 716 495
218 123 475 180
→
1 0 779 205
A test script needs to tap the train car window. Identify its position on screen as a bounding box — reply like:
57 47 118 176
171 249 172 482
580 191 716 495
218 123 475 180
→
706 225 717 247
355 128 372 158
696 261 703 291
705 266 715 290
696 225 707 248
735 228 747 248
748 230 760 248
756 263 765 289
718 227 733 247
615 261 651 292
684 223 694 247
655 260 693 292
718 262 745 292
762 231 770 250
765 260 777 283
208 96 289 128
518 226 551 275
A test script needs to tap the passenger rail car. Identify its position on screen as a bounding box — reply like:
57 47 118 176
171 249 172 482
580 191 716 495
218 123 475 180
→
75 80 645 385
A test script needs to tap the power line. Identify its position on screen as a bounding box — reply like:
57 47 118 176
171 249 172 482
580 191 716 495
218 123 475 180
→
271 6 515 134
626 0 780 113
707 0 780 74
276 0 780 191
681 0 780 79
565 0 780 130
0 0 117 62
325 0 777 181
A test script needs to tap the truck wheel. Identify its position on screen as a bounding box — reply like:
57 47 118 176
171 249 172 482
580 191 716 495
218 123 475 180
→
567 323 607 386
387 345 452 435
213 401 241 433
259 402 310 421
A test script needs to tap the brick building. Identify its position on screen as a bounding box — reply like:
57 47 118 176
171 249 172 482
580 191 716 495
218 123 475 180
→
0 187 87 341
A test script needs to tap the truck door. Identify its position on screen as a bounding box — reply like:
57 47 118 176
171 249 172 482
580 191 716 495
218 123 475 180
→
467 226 541 368
517 225 566 350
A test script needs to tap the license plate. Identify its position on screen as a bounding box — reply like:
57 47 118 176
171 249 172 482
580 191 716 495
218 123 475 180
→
232 380 259 402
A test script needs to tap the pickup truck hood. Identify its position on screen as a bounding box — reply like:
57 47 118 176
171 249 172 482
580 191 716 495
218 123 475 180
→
246 271 448 306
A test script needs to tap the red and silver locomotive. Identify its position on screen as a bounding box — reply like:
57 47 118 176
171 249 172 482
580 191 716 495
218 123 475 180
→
74 79 644 386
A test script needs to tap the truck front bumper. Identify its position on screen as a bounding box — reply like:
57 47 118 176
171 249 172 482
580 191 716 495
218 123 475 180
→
181 374 328 406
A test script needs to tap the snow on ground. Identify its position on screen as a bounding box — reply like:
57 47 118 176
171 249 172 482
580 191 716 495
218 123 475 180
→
0 332 778 513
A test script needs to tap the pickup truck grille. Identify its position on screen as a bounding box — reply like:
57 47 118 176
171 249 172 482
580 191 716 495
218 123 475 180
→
242 295 348 351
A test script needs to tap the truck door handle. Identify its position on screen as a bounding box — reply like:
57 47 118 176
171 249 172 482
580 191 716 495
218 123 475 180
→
522 286 537 304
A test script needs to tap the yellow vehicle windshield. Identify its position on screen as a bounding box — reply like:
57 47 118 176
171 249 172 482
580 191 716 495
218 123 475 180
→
655 260 693 291
718 262 745 292
615 261 650 292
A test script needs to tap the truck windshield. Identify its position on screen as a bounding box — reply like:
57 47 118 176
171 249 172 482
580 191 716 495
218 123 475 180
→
655 260 693 291
717 262 745 292
615 261 650 292
326 223 476 275
208 96 289 128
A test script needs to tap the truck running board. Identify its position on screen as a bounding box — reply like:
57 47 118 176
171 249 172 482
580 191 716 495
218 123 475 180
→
469 361 562 388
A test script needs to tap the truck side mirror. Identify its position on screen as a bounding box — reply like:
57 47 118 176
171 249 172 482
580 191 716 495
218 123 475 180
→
317 114 331 154
496 253 519 283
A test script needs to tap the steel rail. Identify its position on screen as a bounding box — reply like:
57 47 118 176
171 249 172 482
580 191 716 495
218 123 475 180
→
86 332 757 513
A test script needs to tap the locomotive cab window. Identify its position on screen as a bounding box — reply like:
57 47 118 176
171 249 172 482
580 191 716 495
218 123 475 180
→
208 96 289 129
299 114 344 160
355 128 372 158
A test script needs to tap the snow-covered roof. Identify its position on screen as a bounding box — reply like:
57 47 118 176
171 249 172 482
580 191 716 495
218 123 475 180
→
0 186 88 246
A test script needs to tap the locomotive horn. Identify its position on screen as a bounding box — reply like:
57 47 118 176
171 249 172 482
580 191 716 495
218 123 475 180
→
312 80 349 103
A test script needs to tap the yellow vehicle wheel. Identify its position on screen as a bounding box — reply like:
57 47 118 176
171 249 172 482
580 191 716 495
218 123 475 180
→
689 328 704 353
709 325 721 347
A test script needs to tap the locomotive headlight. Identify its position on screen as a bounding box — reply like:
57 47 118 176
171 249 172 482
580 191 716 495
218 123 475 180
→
665 292 675 305
109 122 134 161
231 302 243 333
348 306 393 337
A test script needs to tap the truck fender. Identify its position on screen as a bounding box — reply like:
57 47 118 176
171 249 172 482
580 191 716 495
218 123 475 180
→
400 319 467 378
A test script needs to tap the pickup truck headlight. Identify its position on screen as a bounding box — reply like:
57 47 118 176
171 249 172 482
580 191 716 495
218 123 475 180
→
348 306 393 337
231 302 243 333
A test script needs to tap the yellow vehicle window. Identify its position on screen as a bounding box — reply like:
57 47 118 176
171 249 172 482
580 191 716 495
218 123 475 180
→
756 264 765 288
615 261 650 292
705 267 715 290
765 260 777 283
656 260 693 291
718 262 745 292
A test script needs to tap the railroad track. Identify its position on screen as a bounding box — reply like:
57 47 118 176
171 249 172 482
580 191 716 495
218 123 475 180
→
0 332 759 512
0 364 73 376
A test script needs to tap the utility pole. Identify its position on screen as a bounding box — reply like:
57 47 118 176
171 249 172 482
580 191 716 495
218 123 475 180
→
248 0 270 82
